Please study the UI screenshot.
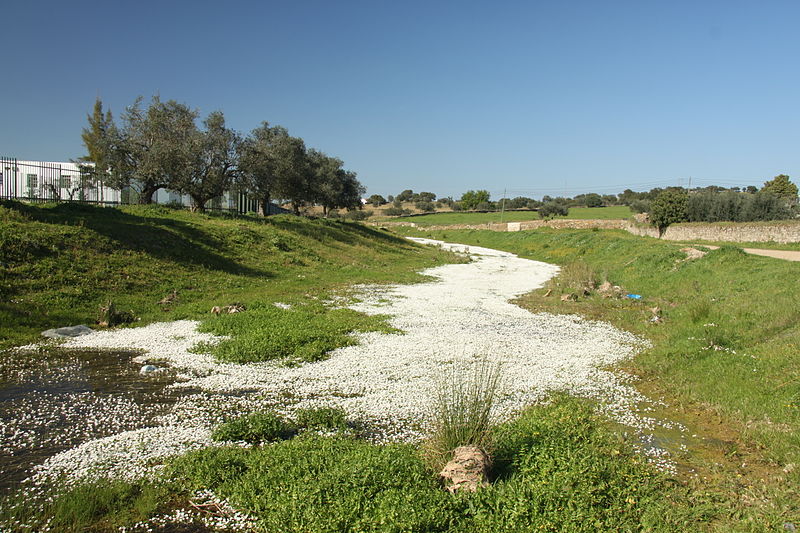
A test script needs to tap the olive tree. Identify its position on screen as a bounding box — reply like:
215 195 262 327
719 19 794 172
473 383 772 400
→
99 96 199 204
172 111 239 212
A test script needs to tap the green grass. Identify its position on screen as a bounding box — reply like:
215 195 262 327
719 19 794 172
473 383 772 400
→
195 301 396 364
0 201 459 351
558 205 633 219
398 225 800 528
0 478 173 532
382 205 631 226
166 395 699 533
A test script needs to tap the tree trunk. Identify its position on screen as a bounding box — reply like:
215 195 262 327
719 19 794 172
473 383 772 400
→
139 185 162 205
190 195 206 212
259 195 272 217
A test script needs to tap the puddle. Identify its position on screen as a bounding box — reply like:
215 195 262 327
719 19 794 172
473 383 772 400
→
0 348 193 493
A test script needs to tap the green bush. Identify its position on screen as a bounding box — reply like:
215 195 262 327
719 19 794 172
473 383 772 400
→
415 200 436 212
343 209 372 221
384 206 408 216
212 411 296 444
538 202 568 219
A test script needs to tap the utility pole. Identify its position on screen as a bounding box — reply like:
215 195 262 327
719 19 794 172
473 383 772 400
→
500 188 507 223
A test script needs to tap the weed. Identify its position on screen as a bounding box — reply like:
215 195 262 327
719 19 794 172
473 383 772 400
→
396 226 800 527
551 260 600 295
424 361 502 469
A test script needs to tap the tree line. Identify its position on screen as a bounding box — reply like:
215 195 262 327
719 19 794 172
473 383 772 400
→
81 96 364 214
370 176 798 225
648 175 798 231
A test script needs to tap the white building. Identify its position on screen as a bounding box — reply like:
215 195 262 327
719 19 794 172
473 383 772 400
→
0 158 267 213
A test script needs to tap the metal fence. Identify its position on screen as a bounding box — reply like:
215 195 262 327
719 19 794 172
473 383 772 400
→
0 157 263 214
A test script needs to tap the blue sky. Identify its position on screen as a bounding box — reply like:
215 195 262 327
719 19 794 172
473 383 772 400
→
2 0 798 199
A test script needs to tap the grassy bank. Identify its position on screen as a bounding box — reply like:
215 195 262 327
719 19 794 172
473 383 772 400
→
0 201 458 351
397 226 800 529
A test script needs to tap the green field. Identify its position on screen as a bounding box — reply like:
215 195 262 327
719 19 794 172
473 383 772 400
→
383 205 632 226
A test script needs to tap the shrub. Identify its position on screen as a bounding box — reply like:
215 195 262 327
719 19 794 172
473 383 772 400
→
212 411 296 444
384 207 408 216
343 209 372 221
553 260 600 295
414 200 436 212
628 199 651 214
538 202 568 219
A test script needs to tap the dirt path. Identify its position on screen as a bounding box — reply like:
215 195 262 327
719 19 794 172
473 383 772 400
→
690 244 800 261
740 247 800 261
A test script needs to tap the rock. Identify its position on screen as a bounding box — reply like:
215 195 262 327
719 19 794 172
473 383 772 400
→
158 290 179 305
212 303 246 315
98 302 135 327
439 446 490 493
680 247 707 261
41 325 94 339
140 365 159 374
597 281 613 297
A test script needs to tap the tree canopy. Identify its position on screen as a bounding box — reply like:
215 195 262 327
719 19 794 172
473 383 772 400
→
762 174 798 201
460 190 491 211
81 96 364 214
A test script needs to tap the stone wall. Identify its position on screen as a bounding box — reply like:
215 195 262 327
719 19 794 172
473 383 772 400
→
625 220 800 243
374 219 626 232
374 218 800 243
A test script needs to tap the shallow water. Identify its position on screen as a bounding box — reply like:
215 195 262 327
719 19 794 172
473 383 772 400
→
0 348 190 493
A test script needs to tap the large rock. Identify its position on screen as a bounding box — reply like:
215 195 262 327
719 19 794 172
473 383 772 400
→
41 325 95 339
439 446 490 493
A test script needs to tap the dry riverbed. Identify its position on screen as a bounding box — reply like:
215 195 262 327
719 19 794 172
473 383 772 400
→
5 238 685 503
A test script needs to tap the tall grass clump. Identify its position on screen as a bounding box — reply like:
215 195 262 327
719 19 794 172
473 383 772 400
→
425 361 502 468
549 260 601 296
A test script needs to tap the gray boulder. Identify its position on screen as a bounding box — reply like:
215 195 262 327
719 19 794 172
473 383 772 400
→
41 325 95 339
